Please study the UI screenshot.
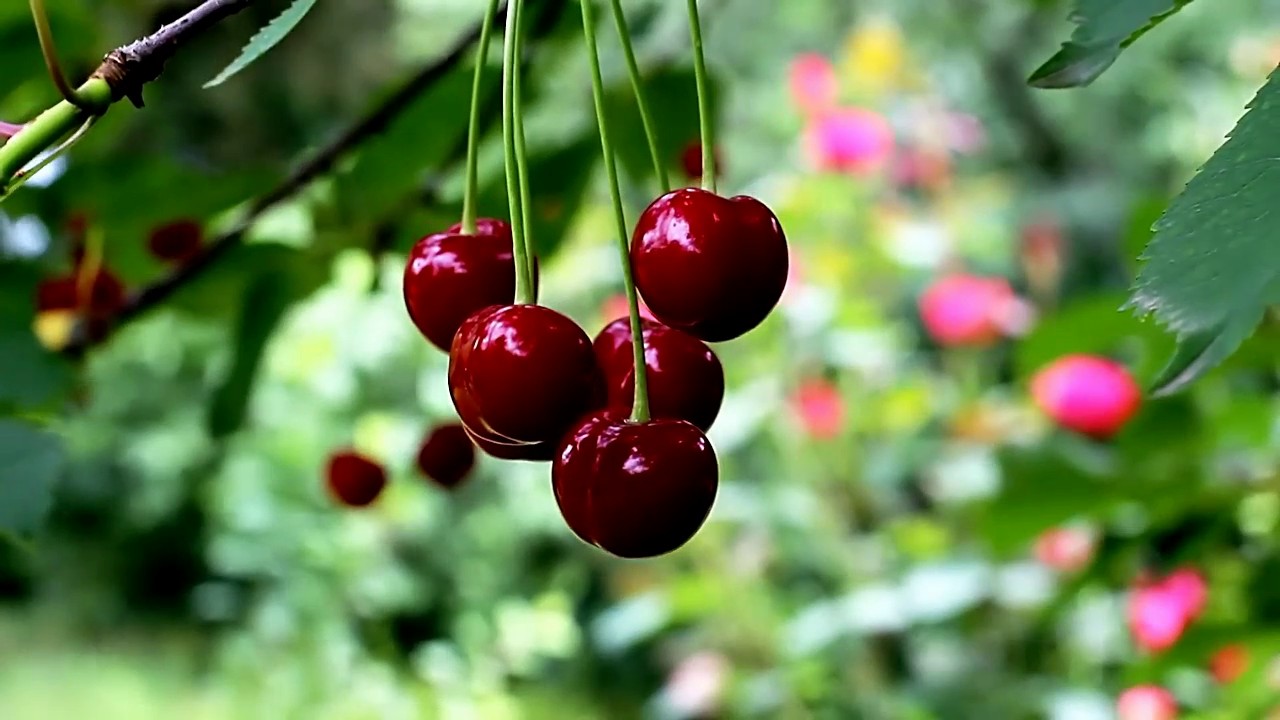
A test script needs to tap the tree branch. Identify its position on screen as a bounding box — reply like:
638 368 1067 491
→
63 3 514 357
0 0 257 192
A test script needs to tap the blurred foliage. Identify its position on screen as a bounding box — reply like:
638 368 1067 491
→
3 1 1280 719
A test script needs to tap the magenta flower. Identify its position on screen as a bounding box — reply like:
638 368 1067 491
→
803 107 895 175
1030 355 1142 439
788 53 838 116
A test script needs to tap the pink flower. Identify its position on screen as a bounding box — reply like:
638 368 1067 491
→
788 53 838 116
1129 584 1192 652
0 121 22 145
1117 685 1177 720
792 379 844 440
1033 526 1094 572
664 651 729 718
918 273 1017 347
1163 568 1207 619
803 107 895 175
1030 355 1142 439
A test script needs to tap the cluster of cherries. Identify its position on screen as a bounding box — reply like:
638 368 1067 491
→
391 185 787 558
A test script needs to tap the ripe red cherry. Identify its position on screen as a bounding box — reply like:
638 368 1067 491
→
1030 354 1142 439
552 410 718 558
463 424 558 462
449 304 605 447
416 423 476 488
631 188 788 342
35 269 126 316
147 219 204 263
326 450 387 507
403 218 518 352
592 318 724 432
680 141 723 182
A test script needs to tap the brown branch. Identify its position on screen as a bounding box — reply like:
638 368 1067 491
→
94 0 257 107
62 3 512 357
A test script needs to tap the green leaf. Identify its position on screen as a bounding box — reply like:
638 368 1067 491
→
0 419 64 535
1014 292 1173 383
207 271 296 438
1148 307 1264 396
1029 0 1195 88
204 0 319 89
0 331 73 410
605 65 721 183
1129 70 1280 390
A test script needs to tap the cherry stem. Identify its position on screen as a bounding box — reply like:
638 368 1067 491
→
684 0 715 193
459 0 502 235
502 0 535 304
513 0 537 300
582 0 651 423
29 0 94 111
606 0 669 192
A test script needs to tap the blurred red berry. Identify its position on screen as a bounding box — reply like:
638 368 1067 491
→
803 107 894 175
1117 685 1177 720
65 211 90 240
1033 526 1094 572
147 219 204 263
788 53 838 116
680 141 723 181
1163 567 1208 619
416 423 476 490
918 273 1016 347
1030 355 1141 439
1210 644 1249 684
1129 582 1190 653
326 450 387 508
35 269 126 317
792 378 844 440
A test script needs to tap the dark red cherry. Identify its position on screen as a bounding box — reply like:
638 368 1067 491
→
35 269 126 316
552 410 718 558
463 424 558 462
449 304 605 447
147 219 204 263
416 423 476 488
593 317 724 432
680 140 723 181
326 450 387 507
631 188 788 342
403 218 517 352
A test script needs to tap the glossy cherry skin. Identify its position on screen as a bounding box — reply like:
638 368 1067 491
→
416 423 476 488
403 218 517 352
593 317 724 432
463 424 558 462
552 410 718 558
147 219 203 263
326 450 387 507
449 304 605 448
631 188 788 342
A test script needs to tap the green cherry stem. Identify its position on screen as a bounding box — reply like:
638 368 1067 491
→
512 0 537 300
606 0 669 192
459 0 501 235
29 0 95 111
684 0 716 193
502 0 535 304
582 0 650 423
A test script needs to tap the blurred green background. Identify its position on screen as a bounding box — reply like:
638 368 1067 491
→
4 0 1280 718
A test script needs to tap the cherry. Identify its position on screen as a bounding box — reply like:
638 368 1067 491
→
1116 685 1177 720
631 188 788 342
1030 354 1142 439
416 423 476 488
147 219 204 263
593 318 724 432
325 450 387 507
35 268 126 316
403 218 518 352
552 410 718 558
449 304 605 448
463 424 558 462
680 140 723 182
918 273 1016 347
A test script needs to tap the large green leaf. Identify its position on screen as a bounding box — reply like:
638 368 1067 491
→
0 419 64 535
1129 70 1280 392
205 0 320 89
1029 0 1196 89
